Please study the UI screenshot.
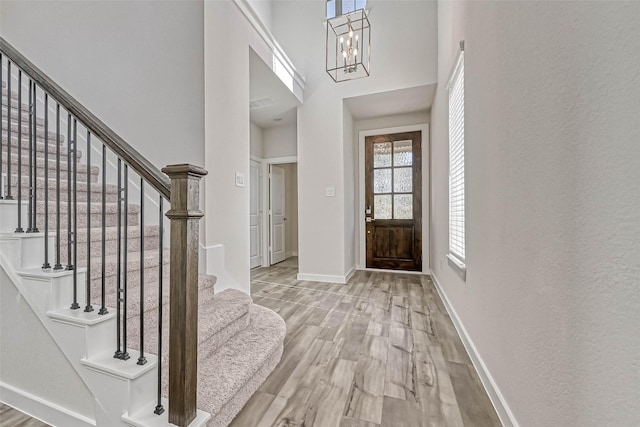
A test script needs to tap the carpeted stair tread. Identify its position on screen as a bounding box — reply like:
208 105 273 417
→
36 200 140 215
57 225 160 262
197 304 286 426
125 275 222 359
197 289 252 353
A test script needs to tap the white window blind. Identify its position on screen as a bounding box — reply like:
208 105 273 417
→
448 50 465 263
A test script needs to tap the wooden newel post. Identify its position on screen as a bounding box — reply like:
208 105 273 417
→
162 163 208 427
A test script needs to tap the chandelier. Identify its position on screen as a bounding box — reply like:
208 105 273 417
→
326 8 370 82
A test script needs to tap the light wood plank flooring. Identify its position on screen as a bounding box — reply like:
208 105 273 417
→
0 404 49 426
231 265 501 427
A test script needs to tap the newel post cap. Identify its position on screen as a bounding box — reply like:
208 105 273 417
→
162 163 208 179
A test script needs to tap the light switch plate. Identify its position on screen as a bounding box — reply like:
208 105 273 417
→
235 172 245 187
325 186 336 197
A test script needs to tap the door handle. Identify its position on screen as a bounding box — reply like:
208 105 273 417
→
283 217 287 221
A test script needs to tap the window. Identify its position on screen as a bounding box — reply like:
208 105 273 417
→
448 47 465 268
326 0 366 19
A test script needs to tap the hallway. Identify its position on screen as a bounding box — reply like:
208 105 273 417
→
231 265 500 426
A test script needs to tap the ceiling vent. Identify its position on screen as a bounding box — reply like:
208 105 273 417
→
250 97 276 109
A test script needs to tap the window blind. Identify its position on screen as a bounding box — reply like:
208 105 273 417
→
448 51 465 263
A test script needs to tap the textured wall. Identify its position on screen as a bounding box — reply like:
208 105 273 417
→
431 1 640 425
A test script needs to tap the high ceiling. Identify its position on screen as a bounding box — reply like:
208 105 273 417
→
249 49 300 129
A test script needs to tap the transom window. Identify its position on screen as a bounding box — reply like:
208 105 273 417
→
326 0 366 19
373 140 413 220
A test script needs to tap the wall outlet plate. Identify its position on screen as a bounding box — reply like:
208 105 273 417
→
325 186 336 197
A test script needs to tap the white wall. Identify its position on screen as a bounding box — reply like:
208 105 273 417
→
0 0 205 170
281 163 298 257
204 0 275 292
272 0 438 280
0 268 96 423
343 103 356 276
431 1 640 426
263 123 297 159
250 122 264 157
246 0 273 32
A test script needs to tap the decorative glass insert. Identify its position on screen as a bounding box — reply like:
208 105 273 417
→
394 194 413 219
393 140 412 166
374 168 392 193
373 142 392 167
374 195 392 219
394 167 412 193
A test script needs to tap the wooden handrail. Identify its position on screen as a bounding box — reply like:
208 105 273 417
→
0 37 171 200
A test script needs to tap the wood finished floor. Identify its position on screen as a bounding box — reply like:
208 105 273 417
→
231 265 501 427
0 404 49 427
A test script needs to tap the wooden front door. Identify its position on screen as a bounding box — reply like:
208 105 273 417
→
365 131 422 271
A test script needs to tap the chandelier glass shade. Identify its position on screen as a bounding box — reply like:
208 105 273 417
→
326 8 371 82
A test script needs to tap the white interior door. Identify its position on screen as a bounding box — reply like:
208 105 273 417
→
270 164 286 265
250 160 262 269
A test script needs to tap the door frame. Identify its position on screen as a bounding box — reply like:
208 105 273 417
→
249 159 263 269
255 155 298 267
358 124 430 273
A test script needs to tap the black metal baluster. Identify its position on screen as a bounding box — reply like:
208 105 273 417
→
114 159 123 359
26 82 33 232
84 130 93 312
138 179 146 366
15 70 23 232
70 118 79 310
99 143 108 315
30 83 37 230
54 103 62 270
66 113 73 269
154 196 165 415
5 61 12 200
122 164 130 360
42 93 50 269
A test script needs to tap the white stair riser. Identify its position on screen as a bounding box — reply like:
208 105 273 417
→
0 200 28 233
0 233 53 270
20 271 78 313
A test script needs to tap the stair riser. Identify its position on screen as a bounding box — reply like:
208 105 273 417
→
1 135 80 158
6 184 119 203
1 131 66 149
1 94 29 113
1 105 46 126
1 120 62 142
3 163 97 183
7 175 118 202
57 235 160 265
35 212 139 229
2 151 99 179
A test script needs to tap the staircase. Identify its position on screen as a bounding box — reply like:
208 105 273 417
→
0 38 285 426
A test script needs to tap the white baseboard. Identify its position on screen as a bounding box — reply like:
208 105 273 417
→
296 272 349 284
0 382 96 427
430 271 519 427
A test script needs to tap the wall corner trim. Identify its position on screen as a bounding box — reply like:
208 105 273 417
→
0 382 96 427
429 271 520 427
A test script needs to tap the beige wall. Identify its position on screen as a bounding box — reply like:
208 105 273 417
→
431 1 640 425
